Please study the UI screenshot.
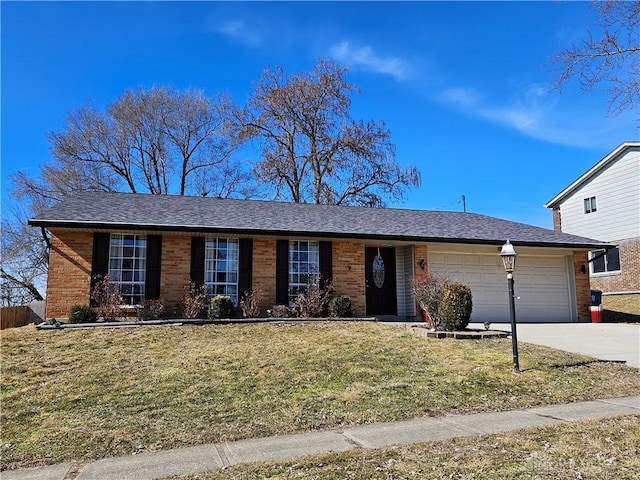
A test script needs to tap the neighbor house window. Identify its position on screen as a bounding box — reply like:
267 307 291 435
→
583 196 597 214
109 234 146 305
205 238 239 304
288 240 319 303
590 247 620 274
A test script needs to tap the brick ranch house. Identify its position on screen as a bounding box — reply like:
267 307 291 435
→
29 191 609 323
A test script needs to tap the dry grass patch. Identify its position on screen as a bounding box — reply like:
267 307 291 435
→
180 415 640 480
603 293 640 322
2 322 639 470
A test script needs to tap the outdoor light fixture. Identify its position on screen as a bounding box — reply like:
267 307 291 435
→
500 240 517 272
500 240 520 373
419 259 426 270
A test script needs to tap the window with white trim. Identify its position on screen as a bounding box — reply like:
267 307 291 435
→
205 238 239 304
288 240 319 304
108 234 146 305
590 247 620 274
583 196 597 214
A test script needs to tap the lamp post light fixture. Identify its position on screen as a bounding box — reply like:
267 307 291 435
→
500 240 520 373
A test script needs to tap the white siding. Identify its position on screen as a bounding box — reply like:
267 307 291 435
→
559 147 640 242
395 246 416 317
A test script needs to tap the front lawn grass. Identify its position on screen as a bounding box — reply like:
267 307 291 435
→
177 415 640 480
2 322 639 470
603 293 640 322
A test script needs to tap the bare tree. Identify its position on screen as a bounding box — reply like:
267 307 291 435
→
1 202 49 305
552 1 640 117
48 86 248 196
4 86 251 303
242 58 421 206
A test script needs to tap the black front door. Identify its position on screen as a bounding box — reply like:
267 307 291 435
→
365 247 397 316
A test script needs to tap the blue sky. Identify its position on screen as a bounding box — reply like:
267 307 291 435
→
2 1 638 228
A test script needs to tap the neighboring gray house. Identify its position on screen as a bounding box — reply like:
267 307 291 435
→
545 141 640 294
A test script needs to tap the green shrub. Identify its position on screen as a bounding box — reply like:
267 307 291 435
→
137 299 165 321
68 304 97 324
328 295 353 318
208 295 234 320
438 282 473 331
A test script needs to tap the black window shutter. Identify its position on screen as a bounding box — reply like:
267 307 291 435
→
319 241 333 288
145 235 162 299
238 238 253 298
92 232 110 277
91 232 110 306
190 237 205 287
276 240 289 305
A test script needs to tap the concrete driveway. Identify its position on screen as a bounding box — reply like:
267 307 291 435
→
472 322 640 369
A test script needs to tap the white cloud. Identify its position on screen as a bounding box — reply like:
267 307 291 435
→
435 83 629 148
439 82 638 148
329 41 408 80
439 87 483 109
440 83 549 130
213 18 262 46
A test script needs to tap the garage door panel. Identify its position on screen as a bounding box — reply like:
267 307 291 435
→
463 255 481 265
466 272 483 283
428 252 572 323
533 274 551 285
517 273 533 285
483 272 501 284
482 256 500 267
448 254 464 265
430 253 446 265
547 274 567 286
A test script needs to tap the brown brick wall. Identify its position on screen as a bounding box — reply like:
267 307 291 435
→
573 250 591 320
252 238 277 311
46 230 94 318
160 235 192 312
590 237 640 293
552 207 562 232
414 244 428 271
332 241 365 316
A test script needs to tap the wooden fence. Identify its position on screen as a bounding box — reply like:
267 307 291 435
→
1 301 46 330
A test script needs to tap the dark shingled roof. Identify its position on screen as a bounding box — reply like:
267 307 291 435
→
29 191 608 249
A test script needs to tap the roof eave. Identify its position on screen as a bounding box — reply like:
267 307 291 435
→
544 141 640 208
30 219 612 250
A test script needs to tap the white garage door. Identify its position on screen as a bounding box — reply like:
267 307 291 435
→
428 251 574 323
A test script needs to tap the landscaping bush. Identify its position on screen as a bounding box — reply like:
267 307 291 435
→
438 282 473 331
410 271 446 329
240 288 263 318
208 295 234 320
328 295 353 318
182 282 207 319
293 277 333 317
90 274 123 321
271 304 298 318
67 304 97 324
137 299 165 321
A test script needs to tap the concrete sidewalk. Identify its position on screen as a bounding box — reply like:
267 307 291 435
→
5 395 639 480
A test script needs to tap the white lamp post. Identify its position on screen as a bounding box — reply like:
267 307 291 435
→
500 240 520 373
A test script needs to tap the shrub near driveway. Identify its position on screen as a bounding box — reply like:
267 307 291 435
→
2 322 639 470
